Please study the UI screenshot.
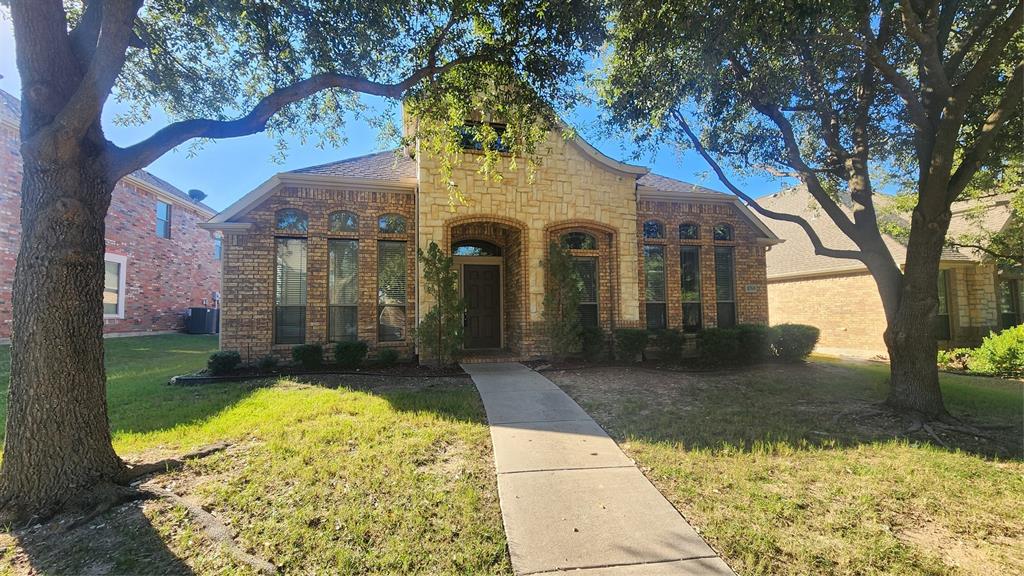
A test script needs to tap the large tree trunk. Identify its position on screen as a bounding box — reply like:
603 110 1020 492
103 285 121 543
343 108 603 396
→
883 205 951 419
0 143 124 522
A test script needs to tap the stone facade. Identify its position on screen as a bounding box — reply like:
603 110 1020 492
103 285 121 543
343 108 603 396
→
0 100 221 340
212 129 777 360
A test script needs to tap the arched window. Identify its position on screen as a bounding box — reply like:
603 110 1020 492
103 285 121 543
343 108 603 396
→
643 220 665 239
329 211 359 233
275 209 308 233
453 240 502 256
378 214 407 234
679 223 699 240
713 223 734 241
560 231 598 250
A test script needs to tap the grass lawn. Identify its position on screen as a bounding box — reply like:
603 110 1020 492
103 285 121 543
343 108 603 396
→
548 359 1024 576
0 335 510 575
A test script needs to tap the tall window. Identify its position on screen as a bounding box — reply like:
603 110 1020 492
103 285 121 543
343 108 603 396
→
714 246 736 328
643 220 665 240
680 246 701 332
679 223 699 240
329 240 359 341
644 245 666 329
935 270 952 340
155 200 171 238
573 257 599 328
377 241 407 341
103 254 127 318
275 238 307 344
999 278 1022 328
213 236 223 260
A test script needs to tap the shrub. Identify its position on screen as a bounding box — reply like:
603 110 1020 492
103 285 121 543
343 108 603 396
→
334 340 369 368
579 326 607 361
735 324 774 363
698 328 742 366
614 329 649 362
771 324 820 362
376 348 400 367
291 344 323 369
937 348 973 372
256 355 279 372
971 325 1024 376
207 351 241 375
542 242 582 360
416 242 465 365
652 329 685 362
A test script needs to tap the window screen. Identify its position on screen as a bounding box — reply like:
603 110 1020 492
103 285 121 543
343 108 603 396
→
329 239 359 342
644 245 666 329
573 257 599 328
377 241 407 341
275 238 307 344
680 246 702 332
714 246 736 328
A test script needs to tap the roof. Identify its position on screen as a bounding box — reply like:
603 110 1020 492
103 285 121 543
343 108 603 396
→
760 186 1001 280
288 150 417 180
0 88 214 216
637 173 727 196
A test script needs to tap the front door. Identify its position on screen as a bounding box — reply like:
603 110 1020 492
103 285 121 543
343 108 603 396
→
464 264 501 349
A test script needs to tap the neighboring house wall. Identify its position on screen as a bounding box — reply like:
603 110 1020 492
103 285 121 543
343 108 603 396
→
220 186 416 360
0 96 221 339
767 271 889 357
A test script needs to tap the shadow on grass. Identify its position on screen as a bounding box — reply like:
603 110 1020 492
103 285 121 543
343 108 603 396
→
10 503 195 575
549 360 1024 460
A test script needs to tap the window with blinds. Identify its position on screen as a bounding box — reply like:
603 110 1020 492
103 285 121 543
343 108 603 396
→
103 260 122 316
680 246 702 332
377 241 407 341
573 257 599 328
714 246 736 328
275 238 307 344
644 245 666 329
329 239 359 342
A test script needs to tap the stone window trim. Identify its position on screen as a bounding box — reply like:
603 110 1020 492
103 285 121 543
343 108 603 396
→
103 253 128 319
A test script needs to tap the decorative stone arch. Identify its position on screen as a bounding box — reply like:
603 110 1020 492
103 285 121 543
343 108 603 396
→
442 214 530 354
544 219 621 332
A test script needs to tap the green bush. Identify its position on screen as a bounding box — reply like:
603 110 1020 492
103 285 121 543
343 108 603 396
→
579 326 607 361
937 347 973 372
771 324 820 362
291 344 323 369
652 329 685 362
256 355 279 372
416 242 465 365
542 242 582 360
736 324 774 363
971 325 1024 376
334 340 369 368
376 348 400 367
207 351 241 375
614 329 649 362
698 328 742 366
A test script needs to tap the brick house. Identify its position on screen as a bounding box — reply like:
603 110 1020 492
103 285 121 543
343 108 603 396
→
202 122 780 361
762 186 1021 358
0 89 222 339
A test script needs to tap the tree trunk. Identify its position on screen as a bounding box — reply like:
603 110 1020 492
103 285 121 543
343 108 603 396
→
883 205 950 419
0 145 124 522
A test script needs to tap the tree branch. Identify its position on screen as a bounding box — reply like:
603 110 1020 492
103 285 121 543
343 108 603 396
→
111 55 481 178
899 0 953 105
850 29 931 132
947 241 1024 266
671 110 865 263
947 61 1024 201
945 0 1007 78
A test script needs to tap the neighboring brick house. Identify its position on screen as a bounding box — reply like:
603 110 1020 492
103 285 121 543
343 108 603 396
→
762 186 1021 358
0 88 222 339
203 119 780 361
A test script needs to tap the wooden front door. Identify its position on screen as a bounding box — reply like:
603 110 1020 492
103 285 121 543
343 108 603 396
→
464 264 501 349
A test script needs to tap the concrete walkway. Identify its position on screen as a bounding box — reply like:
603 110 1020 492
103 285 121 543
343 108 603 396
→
464 363 735 576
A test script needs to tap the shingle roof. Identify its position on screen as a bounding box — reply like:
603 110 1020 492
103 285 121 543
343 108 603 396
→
637 172 727 196
0 88 214 215
760 187 1008 279
288 150 417 180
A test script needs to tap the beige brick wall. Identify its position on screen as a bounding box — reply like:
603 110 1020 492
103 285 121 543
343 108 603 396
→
767 271 889 356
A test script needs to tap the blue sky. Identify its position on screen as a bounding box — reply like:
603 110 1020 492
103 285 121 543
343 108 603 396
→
0 19 789 212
